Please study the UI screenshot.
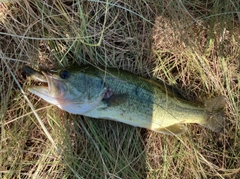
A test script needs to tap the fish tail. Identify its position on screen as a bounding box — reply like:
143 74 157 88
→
201 96 226 133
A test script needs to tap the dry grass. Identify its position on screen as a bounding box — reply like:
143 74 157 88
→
0 0 239 178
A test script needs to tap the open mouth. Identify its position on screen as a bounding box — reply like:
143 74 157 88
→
23 66 48 83
23 66 65 105
23 66 49 95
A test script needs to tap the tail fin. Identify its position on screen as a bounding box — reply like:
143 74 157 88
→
201 96 226 133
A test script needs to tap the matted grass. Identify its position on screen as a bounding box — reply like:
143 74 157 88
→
0 0 239 178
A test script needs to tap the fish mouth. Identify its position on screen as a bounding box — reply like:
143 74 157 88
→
24 66 66 105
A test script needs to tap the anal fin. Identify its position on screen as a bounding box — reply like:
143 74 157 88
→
154 124 187 135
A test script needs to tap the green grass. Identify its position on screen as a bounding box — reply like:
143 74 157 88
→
0 0 239 178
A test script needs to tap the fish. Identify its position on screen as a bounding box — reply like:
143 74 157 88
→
23 65 226 135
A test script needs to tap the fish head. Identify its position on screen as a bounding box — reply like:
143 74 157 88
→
24 66 106 114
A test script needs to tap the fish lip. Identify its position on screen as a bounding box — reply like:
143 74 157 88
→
28 86 50 98
42 72 67 98
28 86 62 105
42 71 54 94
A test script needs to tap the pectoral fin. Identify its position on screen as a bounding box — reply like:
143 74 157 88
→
103 94 128 107
154 124 187 135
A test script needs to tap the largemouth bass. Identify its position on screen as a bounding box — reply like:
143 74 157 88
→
23 65 225 135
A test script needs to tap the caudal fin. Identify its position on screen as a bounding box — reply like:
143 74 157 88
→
201 96 226 133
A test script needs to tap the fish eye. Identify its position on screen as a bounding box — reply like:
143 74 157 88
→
59 70 70 79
